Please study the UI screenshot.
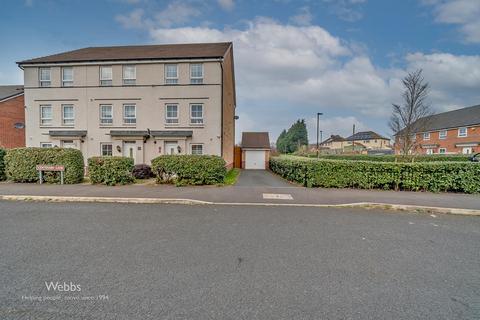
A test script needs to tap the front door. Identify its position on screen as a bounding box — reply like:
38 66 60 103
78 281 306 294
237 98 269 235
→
165 141 178 155
462 147 473 154
123 141 136 160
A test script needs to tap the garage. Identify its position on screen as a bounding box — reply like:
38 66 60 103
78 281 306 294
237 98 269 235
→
241 132 270 170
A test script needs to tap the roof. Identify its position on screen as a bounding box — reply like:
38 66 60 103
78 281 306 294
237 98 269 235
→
345 131 389 141
17 42 232 65
150 130 193 137
49 130 87 137
411 105 480 133
241 132 270 149
109 130 149 137
321 135 345 144
0 85 23 101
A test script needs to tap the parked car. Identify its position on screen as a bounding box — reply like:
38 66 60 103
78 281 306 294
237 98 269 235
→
470 153 480 162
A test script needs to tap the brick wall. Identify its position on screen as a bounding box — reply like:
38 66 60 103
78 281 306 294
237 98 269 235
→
0 95 25 148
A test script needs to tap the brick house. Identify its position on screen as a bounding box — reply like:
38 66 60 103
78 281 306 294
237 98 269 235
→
345 131 391 150
396 104 480 155
0 85 25 148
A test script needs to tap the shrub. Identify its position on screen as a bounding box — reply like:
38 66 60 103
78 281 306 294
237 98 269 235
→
270 156 480 193
88 156 134 186
0 148 6 181
151 155 226 186
132 164 154 179
5 147 84 184
303 154 471 162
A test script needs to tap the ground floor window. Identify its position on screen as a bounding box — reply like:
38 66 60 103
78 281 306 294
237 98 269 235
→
426 149 434 155
439 148 446 154
101 143 113 156
40 142 53 148
191 144 203 155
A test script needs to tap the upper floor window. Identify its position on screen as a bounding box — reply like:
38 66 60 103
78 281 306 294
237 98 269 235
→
62 104 74 126
458 127 468 137
165 104 178 124
39 68 51 87
190 104 203 124
423 132 430 140
439 130 447 139
100 104 113 125
165 64 178 84
123 104 136 125
190 63 203 84
191 144 203 155
123 65 136 85
62 67 73 87
100 66 113 86
40 105 52 126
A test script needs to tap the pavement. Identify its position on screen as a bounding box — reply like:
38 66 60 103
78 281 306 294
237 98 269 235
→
1 201 479 319
0 170 479 213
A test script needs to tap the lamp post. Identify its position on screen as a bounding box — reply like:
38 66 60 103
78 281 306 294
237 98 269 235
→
316 112 323 158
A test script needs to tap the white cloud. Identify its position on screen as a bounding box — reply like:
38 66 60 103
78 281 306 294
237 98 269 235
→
115 8 146 29
289 6 313 26
424 0 480 43
322 0 366 22
217 0 234 11
154 1 202 28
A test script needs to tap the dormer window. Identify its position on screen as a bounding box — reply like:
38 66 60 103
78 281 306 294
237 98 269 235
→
39 68 51 87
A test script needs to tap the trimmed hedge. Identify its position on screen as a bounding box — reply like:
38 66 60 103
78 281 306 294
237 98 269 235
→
270 156 480 193
0 148 6 181
304 154 471 162
151 155 226 186
88 156 134 186
5 147 84 184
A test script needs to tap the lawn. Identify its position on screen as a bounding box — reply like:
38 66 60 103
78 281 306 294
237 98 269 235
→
224 168 240 185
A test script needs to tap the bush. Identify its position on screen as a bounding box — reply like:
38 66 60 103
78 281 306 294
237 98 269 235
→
0 148 6 181
270 156 480 193
5 147 84 184
151 155 226 186
303 154 471 162
132 164 154 179
88 156 134 186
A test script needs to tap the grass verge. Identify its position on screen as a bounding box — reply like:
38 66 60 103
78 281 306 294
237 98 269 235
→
224 168 240 185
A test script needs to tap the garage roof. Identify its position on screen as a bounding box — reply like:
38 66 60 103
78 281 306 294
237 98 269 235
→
241 132 270 149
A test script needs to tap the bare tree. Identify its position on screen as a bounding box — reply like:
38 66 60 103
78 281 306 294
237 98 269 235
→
390 69 433 155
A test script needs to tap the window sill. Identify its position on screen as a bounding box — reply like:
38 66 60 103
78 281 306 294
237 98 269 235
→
189 124 205 128
165 123 180 127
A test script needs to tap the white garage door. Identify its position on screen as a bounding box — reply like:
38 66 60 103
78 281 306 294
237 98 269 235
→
245 150 265 169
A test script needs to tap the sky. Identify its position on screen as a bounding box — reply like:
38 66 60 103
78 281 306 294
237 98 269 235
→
1 0 480 143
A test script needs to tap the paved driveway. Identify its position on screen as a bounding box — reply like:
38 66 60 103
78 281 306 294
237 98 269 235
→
235 169 295 187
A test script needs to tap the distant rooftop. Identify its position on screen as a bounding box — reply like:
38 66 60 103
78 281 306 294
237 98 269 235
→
0 85 23 101
345 131 389 141
412 104 480 133
17 42 232 65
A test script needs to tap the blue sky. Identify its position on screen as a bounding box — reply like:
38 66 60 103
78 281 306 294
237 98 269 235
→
1 0 480 142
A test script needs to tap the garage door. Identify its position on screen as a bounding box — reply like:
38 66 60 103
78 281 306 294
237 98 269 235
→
245 150 265 169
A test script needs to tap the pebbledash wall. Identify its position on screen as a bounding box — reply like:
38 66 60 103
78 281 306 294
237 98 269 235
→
20 45 236 167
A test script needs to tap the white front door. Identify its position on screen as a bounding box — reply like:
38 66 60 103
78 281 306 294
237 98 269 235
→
61 140 76 149
165 141 178 155
123 141 136 160
426 149 434 155
245 150 265 169
462 147 473 154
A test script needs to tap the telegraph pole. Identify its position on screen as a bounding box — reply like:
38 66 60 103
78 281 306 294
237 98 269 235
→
316 112 323 158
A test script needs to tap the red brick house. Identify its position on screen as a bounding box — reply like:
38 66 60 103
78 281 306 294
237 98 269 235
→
0 85 25 148
395 104 480 155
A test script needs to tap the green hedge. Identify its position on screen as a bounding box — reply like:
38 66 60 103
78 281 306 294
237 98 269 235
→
5 147 84 184
0 148 6 181
88 156 134 186
303 154 471 162
151 155 226 186
270 156 480 193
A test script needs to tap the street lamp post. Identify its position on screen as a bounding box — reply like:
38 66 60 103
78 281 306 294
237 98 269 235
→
316 112 323 158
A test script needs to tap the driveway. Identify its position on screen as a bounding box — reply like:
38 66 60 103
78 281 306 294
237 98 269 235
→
235 169 295 187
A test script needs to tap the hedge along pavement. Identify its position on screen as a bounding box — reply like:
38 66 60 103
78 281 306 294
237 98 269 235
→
5 147 84 184
270 156 480 193
88 156 135 186
301 154 472 162
151 155 226 186
0 148 6 181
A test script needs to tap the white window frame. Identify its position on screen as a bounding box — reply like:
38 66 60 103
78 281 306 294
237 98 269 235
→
61 140 76 149
165 104 179 124
165 64 178 84
439 148 446 154
123 104 136 125
40 105 52 126
40 142 53 148
426 148 434 155
39 67 51 87
62 67 73 87
101 143 113 156
439 130 447 139
62 104 75 126
190 63 203 84
122 65 136 85
100 66 113 86
458 127 468 137
99 104 113 125
190 103 204 124
423 132 430 140
191 144 203 155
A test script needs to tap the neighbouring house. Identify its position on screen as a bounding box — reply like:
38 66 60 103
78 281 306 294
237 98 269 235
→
241 132 270 169
345 131 391 150
319 135 346 150
395 104 480 155
0 85 25 148
17 42 236 167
